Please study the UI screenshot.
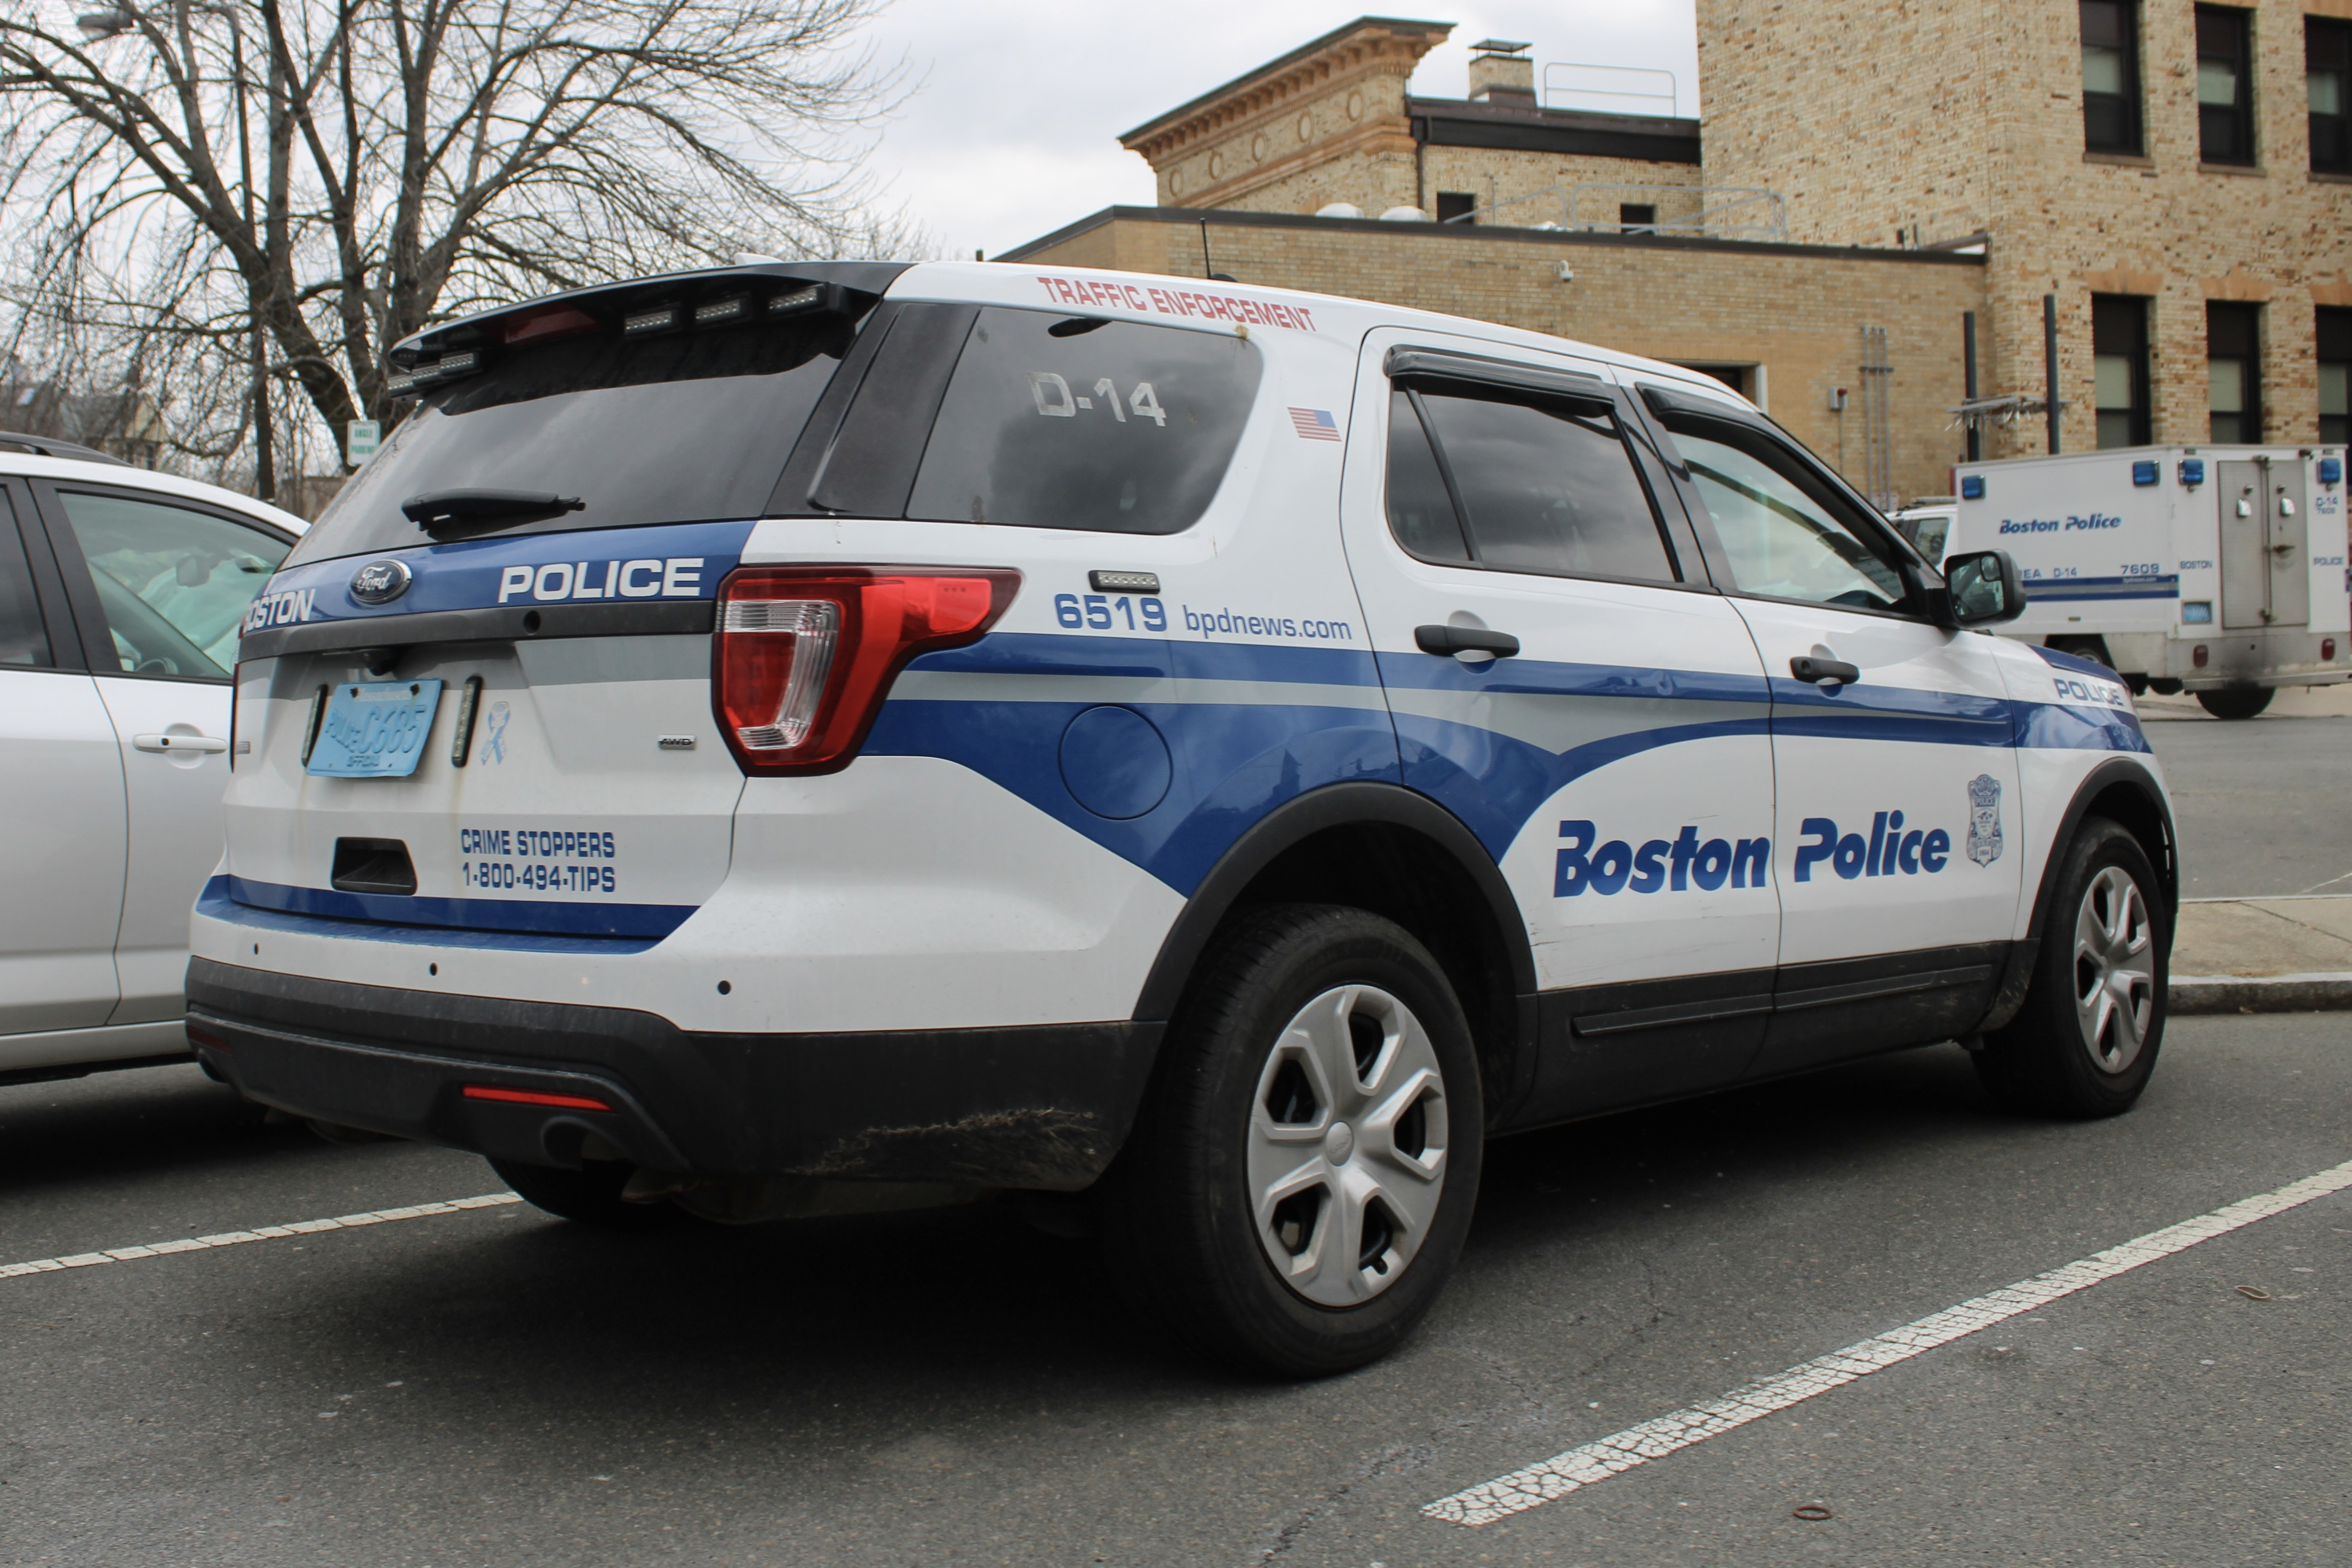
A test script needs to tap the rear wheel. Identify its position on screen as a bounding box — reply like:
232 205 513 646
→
1098 904 1482 1377
1975 817 2167 1118
2196 685 2272 719
490 1157 681 1230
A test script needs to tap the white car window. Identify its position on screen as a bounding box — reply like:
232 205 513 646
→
53 490 289 678
1671 428 1904 611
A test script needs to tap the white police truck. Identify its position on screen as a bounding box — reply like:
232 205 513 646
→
189 261 2178 1374
1895 444 2349 718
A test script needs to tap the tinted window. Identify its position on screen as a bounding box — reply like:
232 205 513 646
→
2081 0 2142 153
2196 5 2254 165
0 493 50 667
1384 391 1470 563
53 491 290 678
1666 426 1906 612
1412 385 1675 581
905 308 1260 534
289 309 857 566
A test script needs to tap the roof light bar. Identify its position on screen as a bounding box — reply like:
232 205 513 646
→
623 306 680 337
694 296 749 326
769 285 824 315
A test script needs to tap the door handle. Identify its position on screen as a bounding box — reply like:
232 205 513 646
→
133 733 228 754
1790 655 1861 686
1415 625 1521 658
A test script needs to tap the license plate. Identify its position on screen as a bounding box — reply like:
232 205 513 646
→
307 679 445 777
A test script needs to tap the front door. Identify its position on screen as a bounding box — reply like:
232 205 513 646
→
1340 333 1779 1124
2218 457 2309 630
38 483 293 1024
1640 397 2023 1076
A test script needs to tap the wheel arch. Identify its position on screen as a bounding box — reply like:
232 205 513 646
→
1131 782 1539 1126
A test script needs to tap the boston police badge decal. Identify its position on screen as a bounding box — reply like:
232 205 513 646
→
1966 773 2004 867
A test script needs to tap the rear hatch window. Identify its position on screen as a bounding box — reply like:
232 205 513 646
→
288 289 866 568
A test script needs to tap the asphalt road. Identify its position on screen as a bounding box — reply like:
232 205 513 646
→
2141 693 2352 899
4 1012 2344 1567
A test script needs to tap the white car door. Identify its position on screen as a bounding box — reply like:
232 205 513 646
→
1637 389 2024 1076
1339 334 1780 1124
37 482 293 1026
0 479 127 1044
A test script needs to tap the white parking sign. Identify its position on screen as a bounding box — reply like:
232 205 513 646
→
346 418 381 463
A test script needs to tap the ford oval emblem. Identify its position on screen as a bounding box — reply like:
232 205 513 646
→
349 559 411 605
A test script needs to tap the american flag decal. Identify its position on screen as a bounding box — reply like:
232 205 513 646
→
1288 407 1342 442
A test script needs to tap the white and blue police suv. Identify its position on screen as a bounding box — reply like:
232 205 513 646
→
190 260 2176 1374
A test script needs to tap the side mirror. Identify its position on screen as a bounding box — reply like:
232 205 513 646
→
1943 549 2026 626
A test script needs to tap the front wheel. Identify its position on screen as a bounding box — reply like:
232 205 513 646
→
1974 817 2167 1118
1098 904 1483 1377
2196 685 2272 719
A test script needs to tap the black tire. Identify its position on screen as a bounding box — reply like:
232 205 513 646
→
1096 904 1484 1377
2196 685 2272 720
490 1157 681 1230
1975 817 2168 1118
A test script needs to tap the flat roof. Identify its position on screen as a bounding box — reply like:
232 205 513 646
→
999 204 1994 267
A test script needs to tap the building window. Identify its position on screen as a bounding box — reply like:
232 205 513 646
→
2207 301 2262 442
2320 307 2349 445
2312 17 2351 174
1618 203 1657 232
1434 192 1477 225
2081 0 2143 153
2196 7 2256 165
2092 295 2151 448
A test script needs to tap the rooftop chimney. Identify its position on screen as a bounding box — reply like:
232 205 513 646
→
1468 39 1534 105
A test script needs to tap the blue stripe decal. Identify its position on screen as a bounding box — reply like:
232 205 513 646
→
2023 575 2180 601
1376 651 1767 705
200 877 668 952
1766 677 2015 747
906 632 1382 687
2011 700 2152 754
245 518 758 636
222 875 694 941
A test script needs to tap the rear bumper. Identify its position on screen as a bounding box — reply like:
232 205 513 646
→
186 959 1161 1190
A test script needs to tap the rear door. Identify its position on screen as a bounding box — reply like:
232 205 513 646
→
2217 456 2309 630
36 482 294 1024
1340 334 1779 1124
1639 390 2022 1074
0 479 127 1039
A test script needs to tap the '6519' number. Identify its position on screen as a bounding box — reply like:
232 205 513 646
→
1056 592 1167 632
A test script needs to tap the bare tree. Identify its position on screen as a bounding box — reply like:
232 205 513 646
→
0 0 919 495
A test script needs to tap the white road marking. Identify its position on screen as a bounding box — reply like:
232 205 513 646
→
0 1193 522 1283
1423 1157 2352 1527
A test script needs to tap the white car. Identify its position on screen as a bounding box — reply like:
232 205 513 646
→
0 434 303 1085
186 262 2176 1374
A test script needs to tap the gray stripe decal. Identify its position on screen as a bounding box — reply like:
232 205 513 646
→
1385 689 1767 755
888 670 1392 712
516 634 711 686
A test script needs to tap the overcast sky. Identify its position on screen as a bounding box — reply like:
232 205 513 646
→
855 2 1699 262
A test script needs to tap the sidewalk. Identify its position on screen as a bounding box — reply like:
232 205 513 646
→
2171 896 2352 1013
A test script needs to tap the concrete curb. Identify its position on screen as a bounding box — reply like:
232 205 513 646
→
2169 974 2352 1015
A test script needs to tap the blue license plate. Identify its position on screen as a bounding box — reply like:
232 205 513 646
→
307 679 444 777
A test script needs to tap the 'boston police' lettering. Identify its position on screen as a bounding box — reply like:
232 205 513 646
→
1556 821 1771 897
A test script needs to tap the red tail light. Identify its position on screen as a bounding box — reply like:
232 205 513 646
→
713 566 1020 775
462 1084 613 1111
2192 644 2208 668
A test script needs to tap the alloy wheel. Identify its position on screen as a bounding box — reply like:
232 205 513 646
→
2072 864 2155 1074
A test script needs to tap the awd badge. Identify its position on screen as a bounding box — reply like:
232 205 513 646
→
348 558 412 605
1966 774 2004 867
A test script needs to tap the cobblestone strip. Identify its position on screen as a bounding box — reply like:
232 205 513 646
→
1423 1157 2352 1527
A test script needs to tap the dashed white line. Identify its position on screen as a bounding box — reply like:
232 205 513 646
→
0 1192 523 1282
1423 1156 2352 1527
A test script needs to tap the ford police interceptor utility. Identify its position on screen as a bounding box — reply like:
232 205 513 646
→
189 260 2177 1375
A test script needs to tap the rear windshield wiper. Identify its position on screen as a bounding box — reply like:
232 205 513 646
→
402 489 585 532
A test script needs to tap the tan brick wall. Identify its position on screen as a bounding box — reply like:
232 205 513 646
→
1012 216 1988 502
1697 0 2352 454
1418 147 1702 226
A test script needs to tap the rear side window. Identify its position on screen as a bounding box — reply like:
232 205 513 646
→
904 308 1261 534
1404 382 1677 582
52 491 290 678
1383 391 1471 563
0 492 51 667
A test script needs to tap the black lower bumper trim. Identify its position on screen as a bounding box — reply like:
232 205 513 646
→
187 959 1162 1189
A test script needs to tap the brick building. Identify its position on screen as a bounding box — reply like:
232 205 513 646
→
1004 7 2352 501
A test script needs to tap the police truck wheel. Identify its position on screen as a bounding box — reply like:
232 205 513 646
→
490 1157 679 1230
1098 904 1483 1377
1974 818 2166 1118
2195 685 2272 720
